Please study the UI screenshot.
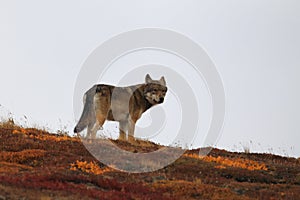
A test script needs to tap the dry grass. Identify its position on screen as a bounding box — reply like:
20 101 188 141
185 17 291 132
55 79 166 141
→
0 118 18 129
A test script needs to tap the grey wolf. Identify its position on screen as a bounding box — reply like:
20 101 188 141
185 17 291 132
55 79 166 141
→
74 74 168 141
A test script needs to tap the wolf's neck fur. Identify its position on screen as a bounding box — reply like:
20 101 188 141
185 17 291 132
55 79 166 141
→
130 84 153 111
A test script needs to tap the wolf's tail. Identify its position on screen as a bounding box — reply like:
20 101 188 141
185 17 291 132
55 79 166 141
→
73 85 97 134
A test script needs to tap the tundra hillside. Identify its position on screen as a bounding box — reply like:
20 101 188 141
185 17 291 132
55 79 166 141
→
0 121 299 199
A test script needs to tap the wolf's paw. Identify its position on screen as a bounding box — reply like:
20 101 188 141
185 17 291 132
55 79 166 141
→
118 133 126 141
128 135 136 143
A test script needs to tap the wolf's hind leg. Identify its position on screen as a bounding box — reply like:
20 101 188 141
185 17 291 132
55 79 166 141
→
87 123 97 139
91 88 110 139
90 122 104 138
91 109 108 139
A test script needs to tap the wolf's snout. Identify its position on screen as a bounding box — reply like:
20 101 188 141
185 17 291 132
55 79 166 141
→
159 97 164 103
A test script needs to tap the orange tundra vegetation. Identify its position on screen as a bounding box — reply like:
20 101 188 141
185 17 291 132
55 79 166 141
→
0 149 45 163
0 122 300 199
12 128 80 142
70 160 112 175
185 154 268 171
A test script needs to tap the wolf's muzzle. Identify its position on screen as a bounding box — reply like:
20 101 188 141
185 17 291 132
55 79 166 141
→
159 97 164 103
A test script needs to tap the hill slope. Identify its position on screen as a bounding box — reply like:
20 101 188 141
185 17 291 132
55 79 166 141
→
0 125 299 199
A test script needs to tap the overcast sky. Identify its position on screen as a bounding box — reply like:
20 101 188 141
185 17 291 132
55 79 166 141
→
1 1 299 157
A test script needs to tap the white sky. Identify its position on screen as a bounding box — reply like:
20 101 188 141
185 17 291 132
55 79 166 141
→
0 0 299 157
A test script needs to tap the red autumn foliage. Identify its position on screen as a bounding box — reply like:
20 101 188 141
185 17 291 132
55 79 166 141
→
0 125 299 199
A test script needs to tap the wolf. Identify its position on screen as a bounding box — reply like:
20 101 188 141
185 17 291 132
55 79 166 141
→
74 74 168 141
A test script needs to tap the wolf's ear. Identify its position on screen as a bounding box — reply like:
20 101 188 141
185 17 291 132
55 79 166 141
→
145 74 152 83
159 76 166 86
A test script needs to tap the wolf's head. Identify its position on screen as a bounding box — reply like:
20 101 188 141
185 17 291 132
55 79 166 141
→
144 74 168 105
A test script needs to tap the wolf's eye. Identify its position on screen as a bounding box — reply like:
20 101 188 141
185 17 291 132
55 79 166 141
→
152 89 157 92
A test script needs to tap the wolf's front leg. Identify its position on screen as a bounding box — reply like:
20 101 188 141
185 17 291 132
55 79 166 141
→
119 121 128 141
128 118 136 142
